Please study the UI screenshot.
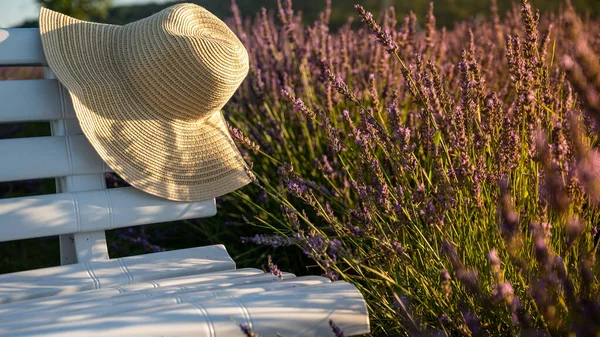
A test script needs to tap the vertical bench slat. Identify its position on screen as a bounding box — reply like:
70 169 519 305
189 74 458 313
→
44 67 107 263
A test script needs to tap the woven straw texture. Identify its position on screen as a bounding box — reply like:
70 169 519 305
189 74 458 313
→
39 4 254 202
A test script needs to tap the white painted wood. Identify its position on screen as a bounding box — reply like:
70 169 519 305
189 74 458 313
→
0 135 110 182
0 269 265 316
0 275 329 332
0 80 73 123
57 235 77 265
46 65 108 264
0 187 217 242
4 281 370 337
73 231 110 262
67 168 110 262
0 29 46 66
0 272 302 326
52 272 297 314
0 245 234 303
43 67 83 265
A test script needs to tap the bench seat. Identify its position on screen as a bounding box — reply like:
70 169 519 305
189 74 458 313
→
3 278 367 337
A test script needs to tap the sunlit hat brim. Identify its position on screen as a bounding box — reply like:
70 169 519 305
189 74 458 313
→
39 7 254 201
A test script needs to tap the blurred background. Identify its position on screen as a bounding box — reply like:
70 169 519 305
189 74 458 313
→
2 0 599 29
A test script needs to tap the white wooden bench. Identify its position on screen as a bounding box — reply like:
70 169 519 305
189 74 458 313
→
0 28 369 337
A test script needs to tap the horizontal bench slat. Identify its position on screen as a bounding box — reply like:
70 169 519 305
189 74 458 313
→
0 271 303 326
0 275 330 332
0 29 46 66
4 281 369 337
0 79 75 123
46 273 300 318
0 245 234 304
0 187 217 242
0 268 266 316
0 135 110 182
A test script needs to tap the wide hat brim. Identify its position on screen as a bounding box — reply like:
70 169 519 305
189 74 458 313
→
39 7 254 202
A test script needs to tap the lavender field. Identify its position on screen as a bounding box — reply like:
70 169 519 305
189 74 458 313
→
1 0 600 335
223 0 600 335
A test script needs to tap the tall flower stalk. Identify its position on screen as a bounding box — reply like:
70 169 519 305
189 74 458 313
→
223 0 600 335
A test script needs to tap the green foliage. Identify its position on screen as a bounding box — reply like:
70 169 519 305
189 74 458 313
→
37 0 112 20
106 0 597 28
18 0 600 29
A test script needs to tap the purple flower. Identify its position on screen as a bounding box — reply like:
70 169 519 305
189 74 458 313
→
228 124 260 152
324 69 360 106
241 234 294 248
354 5 398 53
267 255 283 280
239 323 261 337
304 234 327 255
287 180 308 197
488 249 501 267
325 238 344 261
329 320 346 337
493 282 514 304
282 88 316 120
577 149 600 203
391 241 403 255
462 312 481 335
258 190 268 203
324 269 339 281
566 216 583 247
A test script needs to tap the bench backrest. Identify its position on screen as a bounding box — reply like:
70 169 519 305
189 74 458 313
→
0 28 217 266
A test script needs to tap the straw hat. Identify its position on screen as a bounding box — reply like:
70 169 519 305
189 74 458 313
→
39 3 255 202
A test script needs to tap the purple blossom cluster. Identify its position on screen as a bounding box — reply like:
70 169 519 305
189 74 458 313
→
329 320 346 337
267 255 283 280
240 234 294 247
354 5 398 54
227 0 600 335
113 227 165 254
239 323 261 337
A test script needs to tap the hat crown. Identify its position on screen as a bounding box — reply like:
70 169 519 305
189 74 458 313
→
122 4 249 121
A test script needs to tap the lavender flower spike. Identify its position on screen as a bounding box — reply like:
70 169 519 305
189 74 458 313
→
239 323 263 337
241 234 294 248
329 320 347 337
267 255 284 280
354 4 398 53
